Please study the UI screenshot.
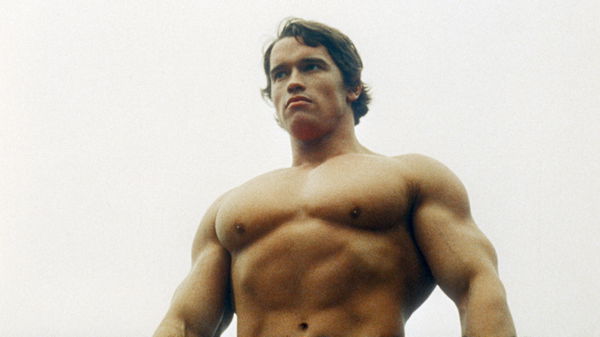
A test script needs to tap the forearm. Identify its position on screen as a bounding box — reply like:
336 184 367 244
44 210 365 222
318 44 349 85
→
458 273 516 337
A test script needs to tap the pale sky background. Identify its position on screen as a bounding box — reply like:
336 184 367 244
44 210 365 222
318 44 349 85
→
2 1 599 336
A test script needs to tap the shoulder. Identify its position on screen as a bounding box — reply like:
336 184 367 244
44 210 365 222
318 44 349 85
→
392 153 470 214
392 153 450 174
191 192 230 257
392 153 463 186
206 167 295 221
210 167 291 201
230 167 293 191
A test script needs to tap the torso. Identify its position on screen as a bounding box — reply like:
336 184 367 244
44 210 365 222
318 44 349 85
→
215 153 435 337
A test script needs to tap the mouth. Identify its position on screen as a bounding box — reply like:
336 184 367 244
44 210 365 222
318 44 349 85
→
286 96 312 108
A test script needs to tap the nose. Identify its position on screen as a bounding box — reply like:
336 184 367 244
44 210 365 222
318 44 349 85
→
287 70 305 94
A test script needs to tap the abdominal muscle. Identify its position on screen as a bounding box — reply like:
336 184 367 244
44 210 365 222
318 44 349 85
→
230 219 433 337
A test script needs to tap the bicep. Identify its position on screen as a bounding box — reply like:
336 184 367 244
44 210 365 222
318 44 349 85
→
164 199 232 336
409 157 498 302
413 201 497 299
169 243 231 333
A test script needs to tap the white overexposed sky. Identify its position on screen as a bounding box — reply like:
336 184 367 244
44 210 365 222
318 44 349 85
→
2 1 599 336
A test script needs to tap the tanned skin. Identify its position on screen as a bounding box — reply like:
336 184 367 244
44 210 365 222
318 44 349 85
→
153 37 516 337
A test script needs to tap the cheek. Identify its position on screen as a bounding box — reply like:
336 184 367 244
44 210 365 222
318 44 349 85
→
271 87 283 108
271 88 287 120
271 84 282 104
316 77 346 101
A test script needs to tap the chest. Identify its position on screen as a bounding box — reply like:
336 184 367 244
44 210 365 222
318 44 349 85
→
215 159 412 252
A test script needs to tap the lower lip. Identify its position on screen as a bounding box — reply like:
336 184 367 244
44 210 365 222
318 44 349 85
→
288 100 310 108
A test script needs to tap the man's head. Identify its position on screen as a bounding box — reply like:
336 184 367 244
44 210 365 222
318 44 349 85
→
262 18 371 125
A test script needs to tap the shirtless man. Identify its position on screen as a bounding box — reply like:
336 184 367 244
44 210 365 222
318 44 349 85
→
153 19 516 337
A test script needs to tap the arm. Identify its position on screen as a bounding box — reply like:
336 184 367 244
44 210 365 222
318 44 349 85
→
408 155 516 337
153 197 233 337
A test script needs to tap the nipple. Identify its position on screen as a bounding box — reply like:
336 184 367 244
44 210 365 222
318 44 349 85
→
350 207 361 219
234 223 245 234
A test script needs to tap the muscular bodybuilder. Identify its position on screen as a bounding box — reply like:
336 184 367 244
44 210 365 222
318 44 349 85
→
153 19 516 337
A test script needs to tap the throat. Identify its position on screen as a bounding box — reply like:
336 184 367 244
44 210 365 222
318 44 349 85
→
290 117 325 142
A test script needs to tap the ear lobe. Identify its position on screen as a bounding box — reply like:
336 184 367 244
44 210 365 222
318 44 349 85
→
346 85 362 103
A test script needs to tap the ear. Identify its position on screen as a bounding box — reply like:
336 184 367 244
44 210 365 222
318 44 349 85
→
346 85 362 103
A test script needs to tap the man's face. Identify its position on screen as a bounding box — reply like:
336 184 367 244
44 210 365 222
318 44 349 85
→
269 37 356 141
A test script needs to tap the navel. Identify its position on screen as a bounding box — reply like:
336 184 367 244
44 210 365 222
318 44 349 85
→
298 322 309 330
234 223 245 234
350 207 362 219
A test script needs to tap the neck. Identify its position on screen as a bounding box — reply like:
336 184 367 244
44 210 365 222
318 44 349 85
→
289 118 371 167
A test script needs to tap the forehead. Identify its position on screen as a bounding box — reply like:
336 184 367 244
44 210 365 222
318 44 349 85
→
269 37 334 69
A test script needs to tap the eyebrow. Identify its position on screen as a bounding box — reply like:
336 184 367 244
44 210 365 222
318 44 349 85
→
300 57 329 67
270 57 329 77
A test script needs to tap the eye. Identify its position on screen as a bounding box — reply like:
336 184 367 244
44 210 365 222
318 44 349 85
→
272 70 287 81
304 63 321 72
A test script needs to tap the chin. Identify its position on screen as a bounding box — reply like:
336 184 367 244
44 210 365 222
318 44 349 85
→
284 111 330 140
